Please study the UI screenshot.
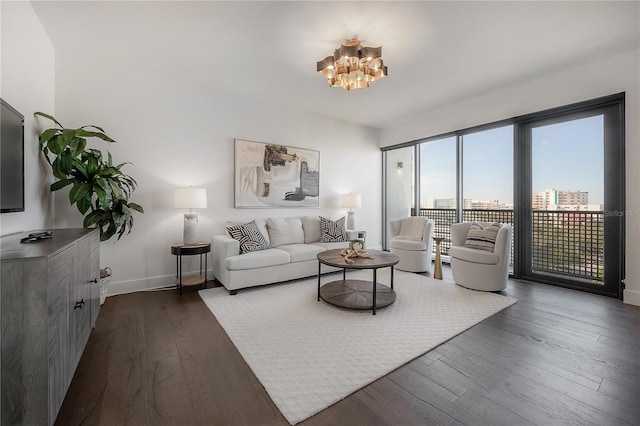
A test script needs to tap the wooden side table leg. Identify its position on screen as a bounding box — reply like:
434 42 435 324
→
204 252 208 289
372 268 377 315
178 255 183 295
317 262 321 301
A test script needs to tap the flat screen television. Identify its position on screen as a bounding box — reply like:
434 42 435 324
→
1 98 25 213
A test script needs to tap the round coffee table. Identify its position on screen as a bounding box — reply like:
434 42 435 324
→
317 249 400 315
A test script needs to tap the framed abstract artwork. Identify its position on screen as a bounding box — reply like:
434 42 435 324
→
234 138 320 208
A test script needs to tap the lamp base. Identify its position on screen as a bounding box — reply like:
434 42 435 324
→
183 212 199 245
346 211 356 231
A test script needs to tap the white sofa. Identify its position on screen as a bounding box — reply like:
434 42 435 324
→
212 216 349 294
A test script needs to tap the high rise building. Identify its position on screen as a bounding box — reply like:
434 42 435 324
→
533 188 590 210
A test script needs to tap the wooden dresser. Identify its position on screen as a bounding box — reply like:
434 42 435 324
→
1 228 100 425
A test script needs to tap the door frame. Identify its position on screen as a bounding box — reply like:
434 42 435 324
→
515 94 625 298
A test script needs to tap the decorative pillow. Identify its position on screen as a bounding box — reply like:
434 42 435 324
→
226 220 271 254
225 219 270 245
320 216 347 242
464 222 502 252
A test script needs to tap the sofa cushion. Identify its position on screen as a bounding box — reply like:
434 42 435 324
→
226 220 271 254
266 217 304 247
320 216 347 242
276 244 326 263
450 246 499 265
225 219 270 245
225 248 290 270
464 222 501 252
301 216 322 243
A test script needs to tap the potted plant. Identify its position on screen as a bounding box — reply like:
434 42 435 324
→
35 112 144 242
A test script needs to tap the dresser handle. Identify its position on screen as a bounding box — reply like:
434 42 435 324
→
74 299 85 310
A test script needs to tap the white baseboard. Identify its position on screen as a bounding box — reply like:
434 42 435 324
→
623 288 640 306
106 269 213 297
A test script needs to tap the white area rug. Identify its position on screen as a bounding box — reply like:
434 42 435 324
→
199 269 516 424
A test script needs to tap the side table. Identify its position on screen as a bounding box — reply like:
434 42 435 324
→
171 242 211 294
433 237 445 280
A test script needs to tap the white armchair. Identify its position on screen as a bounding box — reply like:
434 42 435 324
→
388 217 435 273
449 222 512 291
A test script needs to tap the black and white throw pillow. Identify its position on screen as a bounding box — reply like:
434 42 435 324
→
319 216 347 242
464 222 501 252
226 220 271 254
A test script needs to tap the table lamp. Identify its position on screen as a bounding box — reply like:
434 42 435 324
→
341 193 362 230
175 187 207 244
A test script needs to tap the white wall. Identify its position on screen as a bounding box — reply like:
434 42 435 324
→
381 49 640 306
51 61 381 294
0 1 55 237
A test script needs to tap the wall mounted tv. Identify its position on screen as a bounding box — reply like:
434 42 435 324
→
1 98 25 213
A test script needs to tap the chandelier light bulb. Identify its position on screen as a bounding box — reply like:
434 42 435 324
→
316 38 388 91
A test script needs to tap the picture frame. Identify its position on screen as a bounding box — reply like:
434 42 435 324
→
234 138 320 208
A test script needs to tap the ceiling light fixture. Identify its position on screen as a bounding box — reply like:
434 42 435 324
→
317 39 387 91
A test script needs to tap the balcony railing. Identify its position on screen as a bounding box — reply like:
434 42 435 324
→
531 210 603 283
416 208 604 284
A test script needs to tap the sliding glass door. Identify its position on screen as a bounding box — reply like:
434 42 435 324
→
520 101 624 297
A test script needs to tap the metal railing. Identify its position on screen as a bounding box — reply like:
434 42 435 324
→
416 208 604 283
531 210 603 283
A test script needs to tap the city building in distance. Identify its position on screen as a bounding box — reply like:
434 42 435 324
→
533 188 602 211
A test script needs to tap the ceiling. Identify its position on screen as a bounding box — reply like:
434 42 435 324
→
31 1 640 129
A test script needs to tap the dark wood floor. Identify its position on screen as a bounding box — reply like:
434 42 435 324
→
56 267 640 426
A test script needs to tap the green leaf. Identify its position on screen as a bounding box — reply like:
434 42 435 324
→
62 129 75 147
77 195 92 215
75 128 116 143
86 155 99 176
59 151 74 174
50 135 65 155
128 202 144 213
80 124 106 133
50 179 73 192
93 184 108 207
51 158 69 180
69 137 87 157
73 160 88 179
69 182 91 204
34 112 63 128
83 210 104 228
101 223 117 241
39 128 59 146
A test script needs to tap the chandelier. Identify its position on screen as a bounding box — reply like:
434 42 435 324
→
316 39 388 91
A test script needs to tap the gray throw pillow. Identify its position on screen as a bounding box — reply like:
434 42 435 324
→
319 216 347 242
226 220 271 254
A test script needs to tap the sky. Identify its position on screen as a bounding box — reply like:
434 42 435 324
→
419 115 604 206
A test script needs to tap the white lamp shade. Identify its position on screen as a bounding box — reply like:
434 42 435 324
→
175 187 207 209
341 193 362 209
